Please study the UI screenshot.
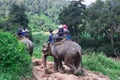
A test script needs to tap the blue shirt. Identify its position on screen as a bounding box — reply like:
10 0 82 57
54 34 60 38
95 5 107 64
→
48 33 54 43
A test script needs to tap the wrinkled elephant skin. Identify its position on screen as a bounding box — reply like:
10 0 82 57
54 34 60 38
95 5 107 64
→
42 40 82 75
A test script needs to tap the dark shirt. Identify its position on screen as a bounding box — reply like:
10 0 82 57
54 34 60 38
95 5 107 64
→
48 33 54 43
58 28 64 37
17 29 22 36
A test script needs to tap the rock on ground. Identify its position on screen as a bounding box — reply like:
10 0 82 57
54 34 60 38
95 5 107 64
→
32 58 110 80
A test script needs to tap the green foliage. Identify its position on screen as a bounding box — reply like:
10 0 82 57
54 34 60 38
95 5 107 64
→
0 3 33 40
0 3 29 33
29 14 57 32
0 31 32 80
86 0 120 55
80 32 95 50
59 1 86 42
32 32 48 58
9 4 29 27
0 0 70 33
0 17 7 30
0 73 12 80
8 3 30 34
83 53 120 80
32 32 53 61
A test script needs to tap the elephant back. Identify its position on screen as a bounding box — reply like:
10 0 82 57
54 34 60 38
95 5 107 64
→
51 40 81 55
20 38 33 55
64 40 81 51
52 38 67 45
54 40 80 48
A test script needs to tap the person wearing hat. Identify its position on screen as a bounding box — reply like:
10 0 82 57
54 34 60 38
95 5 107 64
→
48 29 54 43
62 24 71 40
17 28 23 39
57 25 64 37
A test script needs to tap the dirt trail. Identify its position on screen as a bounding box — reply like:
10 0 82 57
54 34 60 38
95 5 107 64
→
32 58 110 80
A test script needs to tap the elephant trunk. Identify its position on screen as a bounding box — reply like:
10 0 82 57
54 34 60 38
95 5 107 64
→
42 54 47 68
42 54 50 73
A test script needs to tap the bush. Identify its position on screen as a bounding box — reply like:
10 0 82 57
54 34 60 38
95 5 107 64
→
83 52 120 80
0 30 32 80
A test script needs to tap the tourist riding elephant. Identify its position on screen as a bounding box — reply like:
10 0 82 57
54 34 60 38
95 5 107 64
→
42 40 82 75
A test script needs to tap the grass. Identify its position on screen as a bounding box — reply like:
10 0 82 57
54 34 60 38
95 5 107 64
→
32 31 47 58
32 31 53 61
83 52 120 80
33 32 120 80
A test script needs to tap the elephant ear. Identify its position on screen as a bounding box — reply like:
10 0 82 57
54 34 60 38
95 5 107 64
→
42 42 50 52
42 42 47 51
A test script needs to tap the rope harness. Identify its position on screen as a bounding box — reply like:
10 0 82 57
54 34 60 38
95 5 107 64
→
52 38 66 45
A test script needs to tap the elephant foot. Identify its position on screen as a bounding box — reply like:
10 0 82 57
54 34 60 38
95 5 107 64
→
54 69 59 72
73 70 80 76
59 69 65 73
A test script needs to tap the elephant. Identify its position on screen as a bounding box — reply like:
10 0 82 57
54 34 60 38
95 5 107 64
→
42 39 83 75
19 35 33 56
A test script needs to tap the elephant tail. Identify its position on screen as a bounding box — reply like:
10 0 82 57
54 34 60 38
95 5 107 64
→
77 51 83 73
80 53 83 73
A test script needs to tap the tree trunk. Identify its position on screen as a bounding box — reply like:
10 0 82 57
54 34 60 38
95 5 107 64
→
110 27 118 58
104 28 118 57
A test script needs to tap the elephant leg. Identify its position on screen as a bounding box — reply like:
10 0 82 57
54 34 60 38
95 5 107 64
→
75 58 80 69
66 63 77 72
58 59 65 73
67 64 79 75
53 57 59 72
65 62 79 75
54 58 65 73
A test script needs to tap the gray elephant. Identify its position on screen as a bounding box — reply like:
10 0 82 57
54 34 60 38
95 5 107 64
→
19 35 33 56
42 40 82 75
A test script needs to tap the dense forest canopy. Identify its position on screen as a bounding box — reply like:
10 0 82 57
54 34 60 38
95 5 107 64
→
0 0 70 31
85 0 120 56
0 1 120 80
59 0 86 42
0 0 120 56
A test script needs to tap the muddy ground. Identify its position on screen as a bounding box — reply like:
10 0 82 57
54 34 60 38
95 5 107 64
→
32 58 110 80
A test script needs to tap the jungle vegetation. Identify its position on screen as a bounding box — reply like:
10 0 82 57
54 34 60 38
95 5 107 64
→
0 0 120 80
